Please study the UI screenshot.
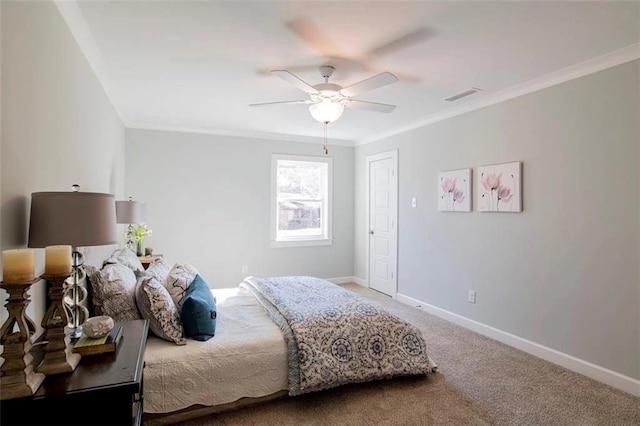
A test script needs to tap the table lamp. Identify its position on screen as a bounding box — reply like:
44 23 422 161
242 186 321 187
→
116 198 147 252
28 186 117 338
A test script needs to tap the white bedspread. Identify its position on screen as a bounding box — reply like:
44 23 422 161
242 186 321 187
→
143 286 289 414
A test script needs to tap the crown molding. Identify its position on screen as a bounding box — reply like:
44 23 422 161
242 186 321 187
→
357 43 640 146
54 1 127 124
127 122 355 147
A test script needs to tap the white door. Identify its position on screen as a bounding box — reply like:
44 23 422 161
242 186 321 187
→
367 150 398 297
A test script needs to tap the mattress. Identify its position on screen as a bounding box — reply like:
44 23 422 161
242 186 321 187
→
143 286 289 414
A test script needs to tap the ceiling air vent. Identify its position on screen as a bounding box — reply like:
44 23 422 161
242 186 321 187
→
445 87 483 102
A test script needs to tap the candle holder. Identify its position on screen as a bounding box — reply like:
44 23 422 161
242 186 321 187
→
0 279 45 399
36 273 81 375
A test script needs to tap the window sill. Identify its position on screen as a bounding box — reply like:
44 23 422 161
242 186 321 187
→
270 238 333 248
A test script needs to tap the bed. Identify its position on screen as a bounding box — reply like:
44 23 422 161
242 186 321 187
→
86 250 437 425
142 284 289 424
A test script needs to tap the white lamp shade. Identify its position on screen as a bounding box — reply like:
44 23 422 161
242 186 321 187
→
309 99 344 123
116 200 147 224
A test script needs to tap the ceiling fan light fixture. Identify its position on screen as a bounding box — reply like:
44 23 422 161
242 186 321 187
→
309 99 344 123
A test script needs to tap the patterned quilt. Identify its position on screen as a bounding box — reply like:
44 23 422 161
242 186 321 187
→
241 276 437 396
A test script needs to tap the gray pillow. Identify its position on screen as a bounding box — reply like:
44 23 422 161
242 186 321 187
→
86 263 141 322
104 247 144 272
135 274 186 345
146 257 171 283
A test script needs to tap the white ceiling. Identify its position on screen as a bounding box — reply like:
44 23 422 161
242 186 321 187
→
61 1 639 145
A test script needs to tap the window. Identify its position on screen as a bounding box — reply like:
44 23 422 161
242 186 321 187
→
271 154 332 247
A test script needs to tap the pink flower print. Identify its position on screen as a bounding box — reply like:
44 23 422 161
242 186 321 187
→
481 172 502 191
497 185 513 203
441 177 457 194
453 189 465 204
481 172 504 210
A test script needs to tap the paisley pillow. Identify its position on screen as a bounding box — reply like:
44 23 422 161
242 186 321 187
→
86 263 141 322
135 275 186 345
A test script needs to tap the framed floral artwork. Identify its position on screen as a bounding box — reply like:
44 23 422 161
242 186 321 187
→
438 168 471 212
477 161 522 212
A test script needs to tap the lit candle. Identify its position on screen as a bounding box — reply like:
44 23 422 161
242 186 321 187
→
45 245 72 275
2 249 35 283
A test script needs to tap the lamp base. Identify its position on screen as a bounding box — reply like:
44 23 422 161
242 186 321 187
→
68 325 83 339
62 250 90 341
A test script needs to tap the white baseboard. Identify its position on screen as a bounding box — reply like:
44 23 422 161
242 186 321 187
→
396 293 640 397
328 276 355 284
351 276 368 287
328 276 369 287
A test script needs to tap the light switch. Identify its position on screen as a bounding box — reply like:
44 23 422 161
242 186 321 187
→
411 197 417 208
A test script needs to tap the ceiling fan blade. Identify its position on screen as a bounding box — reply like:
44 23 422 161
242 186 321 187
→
285 17 342 57
272 70 319 94
347 100 396 113
366 28 432 58
249 100 312 107
340 72 398 97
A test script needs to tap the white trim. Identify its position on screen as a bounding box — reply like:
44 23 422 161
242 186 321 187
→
128 122 354 147
351 276 368 287
270 239 332 248
365 150 399 297
357 43 640 146
328 277 355 285
270 154 333 248
328 276 369 288
54 1 127 124
396 293 640 397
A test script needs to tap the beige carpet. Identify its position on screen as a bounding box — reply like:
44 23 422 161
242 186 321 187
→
167 283 639 426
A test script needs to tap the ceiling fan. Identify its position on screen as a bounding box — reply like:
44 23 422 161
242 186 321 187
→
249 65 398 124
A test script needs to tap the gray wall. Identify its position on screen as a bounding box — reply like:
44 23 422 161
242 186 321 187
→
126 128 354 288
0 1 125 332
354 61 640 380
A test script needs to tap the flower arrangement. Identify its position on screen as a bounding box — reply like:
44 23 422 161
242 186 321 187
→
132 223 152 242
131 223 152 255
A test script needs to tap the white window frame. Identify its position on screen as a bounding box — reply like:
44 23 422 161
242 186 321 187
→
270 153 333 248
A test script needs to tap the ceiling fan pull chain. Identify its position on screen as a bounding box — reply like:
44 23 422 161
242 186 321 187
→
323 121 329 155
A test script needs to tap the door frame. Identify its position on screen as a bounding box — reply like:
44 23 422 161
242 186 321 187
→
365 149 398 297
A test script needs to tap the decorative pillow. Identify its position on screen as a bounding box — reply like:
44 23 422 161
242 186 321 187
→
180 274 217 341
104 247 144 272
164 263 199 308
146 257 171 283
135 275 186 345
86 263 141 322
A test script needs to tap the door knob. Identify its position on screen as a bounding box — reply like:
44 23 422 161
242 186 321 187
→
369 230 374 235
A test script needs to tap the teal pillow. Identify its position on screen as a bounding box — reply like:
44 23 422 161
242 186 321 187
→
180 274 217 341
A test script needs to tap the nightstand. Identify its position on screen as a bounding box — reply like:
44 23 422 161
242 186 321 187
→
1 319 149 426
138 255 163 270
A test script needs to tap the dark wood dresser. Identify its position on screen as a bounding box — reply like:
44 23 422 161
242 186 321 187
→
1 319 149 426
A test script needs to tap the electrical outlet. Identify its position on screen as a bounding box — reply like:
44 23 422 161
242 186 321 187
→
468 290 476 304
241 265 249 274
411 197 417 208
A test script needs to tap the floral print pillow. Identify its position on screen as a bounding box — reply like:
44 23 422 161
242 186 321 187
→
135 275 186 345
163 263 199 309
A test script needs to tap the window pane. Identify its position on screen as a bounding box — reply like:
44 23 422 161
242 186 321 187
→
278 200 322 233
277 160 323 199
